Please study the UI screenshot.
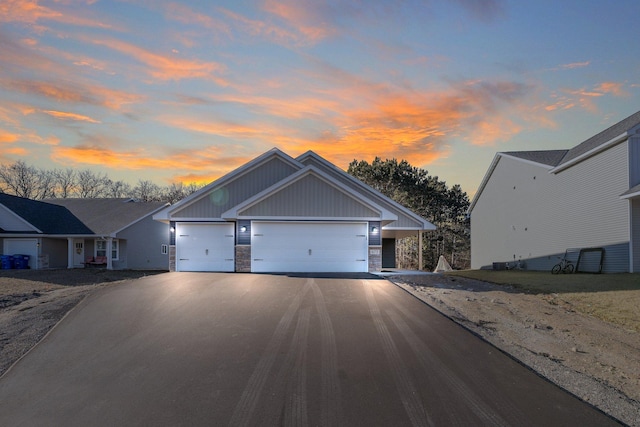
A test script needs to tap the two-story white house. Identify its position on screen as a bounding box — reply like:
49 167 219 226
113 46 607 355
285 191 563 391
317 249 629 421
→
469 110 640 273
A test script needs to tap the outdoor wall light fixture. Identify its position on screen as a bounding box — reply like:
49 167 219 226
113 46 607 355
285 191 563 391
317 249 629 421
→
371 226 379 234
170 226 175 233
240 226 247 232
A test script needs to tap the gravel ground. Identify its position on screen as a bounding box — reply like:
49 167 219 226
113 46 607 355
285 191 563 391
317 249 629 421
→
389 273 640 427
1 269 638 426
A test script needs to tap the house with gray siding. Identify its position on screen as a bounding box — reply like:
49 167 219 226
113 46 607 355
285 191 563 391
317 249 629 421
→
46 198 169 270
153 148 435 273
469 110 640 273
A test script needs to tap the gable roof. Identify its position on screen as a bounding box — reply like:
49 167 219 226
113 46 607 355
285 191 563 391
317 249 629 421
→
296 151 435 230
501 150 568 167
222 165 397 221
154 148 434 231
154 148 301 221
46 198 168 236
551 110 640 173
471 110 640 213
0 193 92 234
558 110 640 166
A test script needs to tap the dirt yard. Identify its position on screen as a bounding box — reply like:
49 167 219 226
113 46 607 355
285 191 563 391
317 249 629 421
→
0 269 638 425
390 273 640 427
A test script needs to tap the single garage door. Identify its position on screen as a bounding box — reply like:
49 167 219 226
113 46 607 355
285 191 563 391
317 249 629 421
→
251 222 368 273
176 223 235 272
4 239 38 269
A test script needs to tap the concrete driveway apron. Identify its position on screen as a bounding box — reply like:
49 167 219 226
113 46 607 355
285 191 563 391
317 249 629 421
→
0 273 620 426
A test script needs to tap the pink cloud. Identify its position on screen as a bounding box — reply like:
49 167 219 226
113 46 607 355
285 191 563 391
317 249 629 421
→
89 37 229 84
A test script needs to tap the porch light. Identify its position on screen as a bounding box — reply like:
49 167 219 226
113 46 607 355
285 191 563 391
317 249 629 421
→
240 226 247 232
371 226 378 234
170 226 175 233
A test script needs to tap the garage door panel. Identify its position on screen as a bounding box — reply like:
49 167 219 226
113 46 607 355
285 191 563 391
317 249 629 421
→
176 223 234 272
252 222 368 273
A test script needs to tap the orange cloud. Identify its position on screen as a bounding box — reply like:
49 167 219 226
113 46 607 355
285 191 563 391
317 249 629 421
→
42 109 100 123
261 0 336 43
49 143 252 185
90 37 228 84
0 0 111 28
0 129 20 144
2 79 143 110
164 2 230 35
595 82 627 97
219 8 306 47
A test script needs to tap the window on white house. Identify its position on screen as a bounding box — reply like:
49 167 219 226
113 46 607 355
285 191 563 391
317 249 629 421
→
161 244 168 255
96 239 119 260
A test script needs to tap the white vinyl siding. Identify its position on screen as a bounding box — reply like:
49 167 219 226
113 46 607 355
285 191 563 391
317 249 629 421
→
471 142 629 270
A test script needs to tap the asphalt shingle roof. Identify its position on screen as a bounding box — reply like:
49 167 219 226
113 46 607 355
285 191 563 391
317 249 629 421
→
45 198 167 235
559 110 640 166
502 150 569 167
0 193 93 234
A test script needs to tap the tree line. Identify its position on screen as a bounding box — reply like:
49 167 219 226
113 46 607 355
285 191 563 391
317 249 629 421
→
348 157 470 270
0 160 204 204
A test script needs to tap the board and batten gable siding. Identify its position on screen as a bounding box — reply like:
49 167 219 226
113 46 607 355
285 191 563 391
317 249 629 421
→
173 156 299 219
471 141 630 271
298 156 424 228
238 174 380 218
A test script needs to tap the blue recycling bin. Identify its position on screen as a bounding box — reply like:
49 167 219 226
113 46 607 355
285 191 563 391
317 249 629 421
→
13 254 29 269
1 255 14 269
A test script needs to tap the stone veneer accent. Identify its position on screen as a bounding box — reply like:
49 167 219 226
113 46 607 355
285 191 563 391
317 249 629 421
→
169 245 176 272
235 245 251 272
368 246 382 272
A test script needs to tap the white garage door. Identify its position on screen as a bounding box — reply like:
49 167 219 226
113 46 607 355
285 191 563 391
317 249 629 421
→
176 223 235 272
4 239 38 269
251 222 368 273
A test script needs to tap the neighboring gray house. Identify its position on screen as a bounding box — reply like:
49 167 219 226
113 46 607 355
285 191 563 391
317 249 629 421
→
153 148 435 273
469 110 640 273
0 193 93 269
46 198 169 270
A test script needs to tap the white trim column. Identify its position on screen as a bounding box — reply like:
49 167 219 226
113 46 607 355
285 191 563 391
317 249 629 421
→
106 237 113 270
418 230 423 271
67 237 74 269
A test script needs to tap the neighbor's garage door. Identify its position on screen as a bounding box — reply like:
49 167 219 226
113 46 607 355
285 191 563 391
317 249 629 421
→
251 222 368 273
176 223 235 272
4 238 38 269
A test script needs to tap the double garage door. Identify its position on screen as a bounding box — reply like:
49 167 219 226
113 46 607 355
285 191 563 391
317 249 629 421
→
175 222 368 273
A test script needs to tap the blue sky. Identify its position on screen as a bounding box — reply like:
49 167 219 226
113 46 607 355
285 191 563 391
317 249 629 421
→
1 0 639 196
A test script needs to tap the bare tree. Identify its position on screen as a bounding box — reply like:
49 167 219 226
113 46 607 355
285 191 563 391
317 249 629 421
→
105 179 132 198
133 179 161 202
0 160 55 199
76 169 109 198
162 182 204 204
53 168 77 198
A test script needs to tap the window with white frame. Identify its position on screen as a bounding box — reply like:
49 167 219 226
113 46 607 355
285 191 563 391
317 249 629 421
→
161 244 168 255
96 239 119 260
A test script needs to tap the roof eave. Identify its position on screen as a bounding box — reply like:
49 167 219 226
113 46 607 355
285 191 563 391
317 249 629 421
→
549 132 629 174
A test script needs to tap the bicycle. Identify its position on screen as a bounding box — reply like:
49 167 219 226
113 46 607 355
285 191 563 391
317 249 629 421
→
551 256 574 274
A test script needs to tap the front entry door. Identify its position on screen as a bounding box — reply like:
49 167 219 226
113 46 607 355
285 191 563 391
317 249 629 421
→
73 239 85 267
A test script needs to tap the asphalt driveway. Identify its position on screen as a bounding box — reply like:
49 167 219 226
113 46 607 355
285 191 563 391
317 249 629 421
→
0 273 619 426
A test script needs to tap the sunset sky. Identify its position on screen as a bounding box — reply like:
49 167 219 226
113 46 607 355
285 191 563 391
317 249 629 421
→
1 0 639 196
